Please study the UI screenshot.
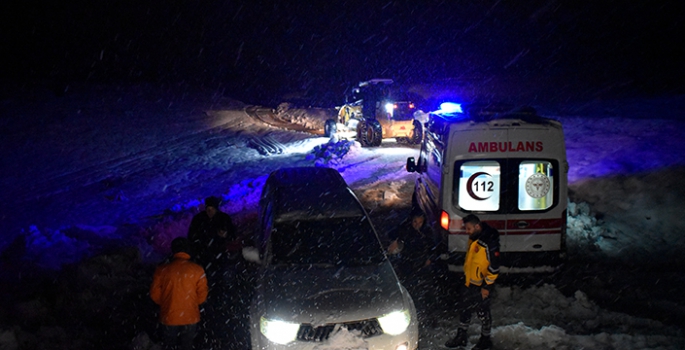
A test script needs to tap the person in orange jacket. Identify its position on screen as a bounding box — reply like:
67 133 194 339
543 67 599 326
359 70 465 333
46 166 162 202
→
150 237 208 350
445 214 500 350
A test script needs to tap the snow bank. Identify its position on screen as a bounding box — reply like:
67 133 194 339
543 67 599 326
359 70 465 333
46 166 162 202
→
489 284 684 350
569 167 685 265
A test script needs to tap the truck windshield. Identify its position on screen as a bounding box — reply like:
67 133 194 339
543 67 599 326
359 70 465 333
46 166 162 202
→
271 217 386 267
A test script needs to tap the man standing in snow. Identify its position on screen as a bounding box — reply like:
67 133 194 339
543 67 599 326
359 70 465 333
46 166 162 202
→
150 237 208 350
445 214 500 350
187 196 237 271
387 209 442 324
387 209 440 281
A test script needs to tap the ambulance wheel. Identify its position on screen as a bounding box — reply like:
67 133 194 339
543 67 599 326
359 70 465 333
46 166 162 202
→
410 120 423 144
324 119 337 137
357 119 382 147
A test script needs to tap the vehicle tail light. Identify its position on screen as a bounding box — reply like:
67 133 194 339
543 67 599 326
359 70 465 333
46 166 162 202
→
440 211 450 230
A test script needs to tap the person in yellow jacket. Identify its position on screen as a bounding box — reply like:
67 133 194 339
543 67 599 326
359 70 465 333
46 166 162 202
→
150 237 209 350
445 214 500 350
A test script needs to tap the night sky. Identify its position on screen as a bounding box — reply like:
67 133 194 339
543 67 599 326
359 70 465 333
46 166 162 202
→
2 0 683 105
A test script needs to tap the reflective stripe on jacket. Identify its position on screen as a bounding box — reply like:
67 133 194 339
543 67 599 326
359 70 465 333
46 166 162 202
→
463 224 500 289
150 252 208 326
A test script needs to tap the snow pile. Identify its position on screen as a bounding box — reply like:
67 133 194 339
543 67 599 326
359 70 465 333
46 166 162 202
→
489 284 685 350
566 201 608 259
421 284 685 350
7 223 150 271
568 167 685 264
144 215 193 256
22 225 92 270
275 102 331 130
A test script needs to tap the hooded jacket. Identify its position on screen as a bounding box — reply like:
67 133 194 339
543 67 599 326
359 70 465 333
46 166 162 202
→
463 222 500 290
150 252 208 325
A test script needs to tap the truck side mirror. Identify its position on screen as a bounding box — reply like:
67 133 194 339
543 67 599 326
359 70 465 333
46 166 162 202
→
406 157 417 173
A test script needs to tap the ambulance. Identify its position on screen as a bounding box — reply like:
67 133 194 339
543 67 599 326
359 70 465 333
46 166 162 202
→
406 103 568 272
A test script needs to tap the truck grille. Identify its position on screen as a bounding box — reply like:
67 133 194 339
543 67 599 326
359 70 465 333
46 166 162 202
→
296 319 383 342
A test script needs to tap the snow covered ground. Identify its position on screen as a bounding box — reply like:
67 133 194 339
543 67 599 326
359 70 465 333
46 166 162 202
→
1 83 685 349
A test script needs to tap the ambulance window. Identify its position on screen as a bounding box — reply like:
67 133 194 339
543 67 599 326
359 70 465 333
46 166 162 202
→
427 121 439 142
458 161 501 211
518 161 554 210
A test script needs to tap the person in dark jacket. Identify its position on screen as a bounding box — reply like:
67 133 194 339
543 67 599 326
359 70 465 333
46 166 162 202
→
387 210 440 280
150 237 208 350
187 196 237 271
445 214 500 350
387 210 441 323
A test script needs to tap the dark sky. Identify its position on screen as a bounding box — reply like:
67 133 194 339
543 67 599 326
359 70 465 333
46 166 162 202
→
1 0 683 105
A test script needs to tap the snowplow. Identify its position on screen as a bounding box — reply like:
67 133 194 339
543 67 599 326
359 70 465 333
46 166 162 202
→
324 79 423 147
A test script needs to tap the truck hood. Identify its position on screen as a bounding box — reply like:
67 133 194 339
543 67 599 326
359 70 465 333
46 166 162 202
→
254 260 408 326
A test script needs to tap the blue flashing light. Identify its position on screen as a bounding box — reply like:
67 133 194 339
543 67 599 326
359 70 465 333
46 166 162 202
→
432 102 468 121
439 102 463 114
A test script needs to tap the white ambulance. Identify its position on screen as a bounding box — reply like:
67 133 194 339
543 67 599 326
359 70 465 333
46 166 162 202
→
406 103 568 272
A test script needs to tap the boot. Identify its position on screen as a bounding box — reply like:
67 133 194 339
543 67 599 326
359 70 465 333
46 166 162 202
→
444 328 467 348
473 335 492 350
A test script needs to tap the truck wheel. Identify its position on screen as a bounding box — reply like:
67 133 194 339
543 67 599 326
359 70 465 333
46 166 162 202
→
357 120 371 147
324 119 337 137
369 119 382 146
358 119 382 147
410 120 423 144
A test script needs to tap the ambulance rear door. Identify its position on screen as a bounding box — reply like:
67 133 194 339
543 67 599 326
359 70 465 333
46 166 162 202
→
502 120 567 258
449 125 508 256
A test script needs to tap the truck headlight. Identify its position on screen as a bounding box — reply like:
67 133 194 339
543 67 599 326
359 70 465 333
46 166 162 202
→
378 310 411 335
260 316 300 344
385 102 395 114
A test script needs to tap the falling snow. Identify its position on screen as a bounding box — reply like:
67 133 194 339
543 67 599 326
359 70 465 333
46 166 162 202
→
1 83 684 349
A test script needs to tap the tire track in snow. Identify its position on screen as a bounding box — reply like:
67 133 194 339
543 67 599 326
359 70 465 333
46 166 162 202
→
244 106 321 134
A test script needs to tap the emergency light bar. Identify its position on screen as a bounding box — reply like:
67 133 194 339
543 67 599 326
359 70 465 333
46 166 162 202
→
437 102 463 114
432 102 468 120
